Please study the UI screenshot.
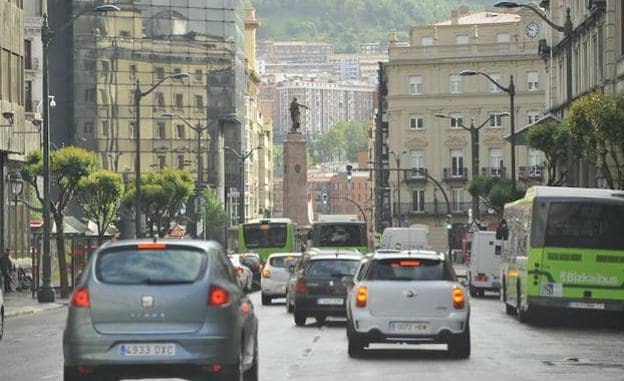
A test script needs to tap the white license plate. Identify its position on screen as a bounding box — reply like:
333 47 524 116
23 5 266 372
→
317 298 343 305
390 322 430 334
120 343 176 357
569 302 606 310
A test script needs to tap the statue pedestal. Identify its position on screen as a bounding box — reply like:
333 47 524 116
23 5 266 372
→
283 132 308 226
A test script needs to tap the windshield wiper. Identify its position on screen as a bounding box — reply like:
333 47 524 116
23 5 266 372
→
141 278 194 285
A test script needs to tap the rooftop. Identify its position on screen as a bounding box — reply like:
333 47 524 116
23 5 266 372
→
433 11 520 26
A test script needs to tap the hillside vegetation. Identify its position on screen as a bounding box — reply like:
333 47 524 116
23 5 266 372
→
246 0 493 52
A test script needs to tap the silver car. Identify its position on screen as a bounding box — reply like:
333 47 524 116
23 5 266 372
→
261 253 301 305
228 254 254 292
63 240 258 381
346 250 470 358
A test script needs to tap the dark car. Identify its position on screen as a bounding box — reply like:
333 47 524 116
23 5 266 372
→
63 240 258 381
291 249 362 326
240 253 264 290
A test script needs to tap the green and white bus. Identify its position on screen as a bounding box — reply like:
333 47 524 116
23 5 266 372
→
499 186 624 322
238 218 297 261
311 215 368 253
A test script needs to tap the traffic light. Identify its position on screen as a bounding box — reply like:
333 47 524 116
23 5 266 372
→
445 214 452 230
322 193 328 205
346 165 353 183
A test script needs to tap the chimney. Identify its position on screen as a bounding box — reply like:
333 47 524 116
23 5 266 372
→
451 10 459 25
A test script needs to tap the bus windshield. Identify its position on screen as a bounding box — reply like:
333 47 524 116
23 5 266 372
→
317 223 365 247
545 202 624 250
243 223 288 249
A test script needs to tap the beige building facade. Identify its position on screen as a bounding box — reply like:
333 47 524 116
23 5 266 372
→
385 9 547 251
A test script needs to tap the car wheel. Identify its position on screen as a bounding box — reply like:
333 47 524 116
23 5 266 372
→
243 336 259 381
261 294 271 306
294 307 306 326
505 303 517 315
516 281 532 323
477 288 485 297
287 296 294 313
469 285 477 297
347 335 365 358
448 324 471 359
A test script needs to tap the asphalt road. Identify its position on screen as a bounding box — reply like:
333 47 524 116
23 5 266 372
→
1 293 623 381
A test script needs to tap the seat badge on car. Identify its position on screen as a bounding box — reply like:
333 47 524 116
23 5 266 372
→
142 296 154 308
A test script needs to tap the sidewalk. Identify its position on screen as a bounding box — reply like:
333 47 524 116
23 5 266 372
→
3 290 68 319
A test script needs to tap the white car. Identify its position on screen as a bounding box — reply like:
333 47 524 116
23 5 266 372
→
261 253 301 305
346 250 470 358
228 254 254 292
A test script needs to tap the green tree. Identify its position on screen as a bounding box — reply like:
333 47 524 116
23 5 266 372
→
525 120 567 186
123 168 195 237
308 121 368 164
202 188 228 242
468 176 524 217
565 92 624 189
22 147 98 298
76 170 125 245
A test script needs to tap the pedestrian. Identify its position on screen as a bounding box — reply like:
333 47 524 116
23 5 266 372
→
0 248 13 293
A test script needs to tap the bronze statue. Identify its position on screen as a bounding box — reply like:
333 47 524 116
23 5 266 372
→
289 97 310 133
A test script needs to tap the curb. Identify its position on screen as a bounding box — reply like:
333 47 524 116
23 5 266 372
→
5 303 67 319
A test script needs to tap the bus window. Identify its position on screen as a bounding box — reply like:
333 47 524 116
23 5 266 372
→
243 223 287 249
318 224 365 247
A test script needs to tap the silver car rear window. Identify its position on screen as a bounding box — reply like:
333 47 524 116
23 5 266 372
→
269 256 299 268
366 258 452 281
96 249 207 285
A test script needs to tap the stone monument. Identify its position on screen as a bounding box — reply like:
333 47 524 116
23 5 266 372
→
283 97 310 226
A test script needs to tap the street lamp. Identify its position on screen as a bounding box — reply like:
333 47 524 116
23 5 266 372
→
223 145 263 225
161 112 210 238
494 1 574 186
435 112 510 220
38 4 120 303
389 150 406 227
133 72 190 238
459 69 517 192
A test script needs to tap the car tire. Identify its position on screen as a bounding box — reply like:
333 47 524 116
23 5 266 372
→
261 294 271 306
505 303 517 315
516 281 532 323
243 336 259 381
294 307 306 326
287 297 294 313
347 335 365 358
448 324 471 359
469 285 477 297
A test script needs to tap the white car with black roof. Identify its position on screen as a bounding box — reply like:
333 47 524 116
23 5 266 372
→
346 250 470 358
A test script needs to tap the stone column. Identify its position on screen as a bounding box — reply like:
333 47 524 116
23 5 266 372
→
283 132 308 226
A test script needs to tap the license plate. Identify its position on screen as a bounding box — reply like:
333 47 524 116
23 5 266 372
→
317 298 343 305
389 322 430 334
569 302 606 310
120 343 176 357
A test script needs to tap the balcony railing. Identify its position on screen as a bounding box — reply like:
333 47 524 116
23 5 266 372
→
481 167 506 178
519 166 544 180
404 168 428 183
443 168 468 182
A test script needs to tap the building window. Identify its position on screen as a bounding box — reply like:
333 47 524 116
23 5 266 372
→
175 94 184 109
24 39 32 70
25 80 32 112
155 67 165 81
527 71 540 91
451 188 464 212
129 64 137 80
195 95 203 108
413 190 425 212
449 113 463 128
408 75 423 95
450 150 464 177
489 148 503 175
456 35 469 44
409 114 424 129
488 73 501 92
84 122 94 134
496 33 511 43
120 30 131 38
157 155 166 169
489 113 503 128
421 36 433 46
101 120 109 137
449 75 462 94
527 111 541 125
129 121 135 138
176 124 185 139
156 121 166 139
410 150 425 178
194 69 203 81
155 92 165 108
177 155 185 169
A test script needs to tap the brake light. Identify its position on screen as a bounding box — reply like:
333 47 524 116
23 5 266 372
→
137 242 167 250
399 260 421 266
209 286 230 306
355 286 368 308
236 267 244 276
71 287 90 308
295 279 307 294
452 287 465 309
262 268 271 278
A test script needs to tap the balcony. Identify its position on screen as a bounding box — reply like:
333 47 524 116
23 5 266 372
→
481 167 506 178
443 168 468 182
404 168 428 183
519 166 544 181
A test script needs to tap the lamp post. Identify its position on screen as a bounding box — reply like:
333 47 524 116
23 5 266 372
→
389 151 406 227
435 112 510 221
223 145 263 225
38 4 120 303
459 70 516 192
494 1 574 186
162 112 210 238
133 72 190 238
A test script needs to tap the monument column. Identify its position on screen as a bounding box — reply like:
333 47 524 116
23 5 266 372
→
283 132 308 226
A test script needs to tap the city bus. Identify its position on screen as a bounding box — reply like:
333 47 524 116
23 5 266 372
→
311 215 368 253
499 186 624 322
238 218 297 260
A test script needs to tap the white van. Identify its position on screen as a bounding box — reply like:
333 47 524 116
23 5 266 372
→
467 231 502 297
381 227 429 251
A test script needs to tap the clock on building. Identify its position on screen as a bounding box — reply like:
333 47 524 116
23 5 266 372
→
526 21 541 39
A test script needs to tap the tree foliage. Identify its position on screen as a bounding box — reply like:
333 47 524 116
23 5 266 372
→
123 168 195 237
525 121 567 186
202 187 228 242
565 92 624 189
308 121 368 164
246 0 491 52
468 176 524 217
76 170 125 245
21 147 98 297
